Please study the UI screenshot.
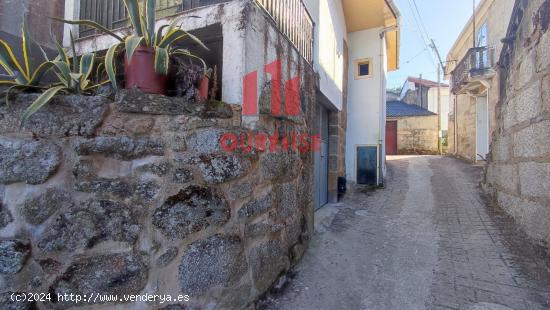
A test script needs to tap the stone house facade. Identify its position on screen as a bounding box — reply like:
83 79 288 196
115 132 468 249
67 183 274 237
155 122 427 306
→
399 76 450 143
64 0 400 198
483 0 550 245
0 0 401 308
445 0 516 162
386 101 439 155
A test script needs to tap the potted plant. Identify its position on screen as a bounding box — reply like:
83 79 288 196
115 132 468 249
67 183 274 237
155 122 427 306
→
56 0 208 95
198 67 213 101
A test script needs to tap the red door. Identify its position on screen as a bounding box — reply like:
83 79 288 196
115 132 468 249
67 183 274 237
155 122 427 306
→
386 121 398 155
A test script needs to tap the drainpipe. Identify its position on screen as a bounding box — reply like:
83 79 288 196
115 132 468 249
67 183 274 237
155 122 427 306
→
378 25 397 185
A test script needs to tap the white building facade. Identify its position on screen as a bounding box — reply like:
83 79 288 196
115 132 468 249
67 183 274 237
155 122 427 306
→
63 0 400 204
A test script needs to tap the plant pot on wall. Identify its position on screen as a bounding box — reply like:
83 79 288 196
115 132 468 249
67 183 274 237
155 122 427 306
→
198 75 210 102
124 46 167 95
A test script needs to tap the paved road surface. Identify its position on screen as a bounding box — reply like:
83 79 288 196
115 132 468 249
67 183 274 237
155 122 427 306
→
260 156 550 310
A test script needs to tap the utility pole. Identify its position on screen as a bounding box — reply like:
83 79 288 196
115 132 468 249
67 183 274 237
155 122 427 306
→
473 0 477 48
437 64 442 154
429 38 445 155
419 74 423 109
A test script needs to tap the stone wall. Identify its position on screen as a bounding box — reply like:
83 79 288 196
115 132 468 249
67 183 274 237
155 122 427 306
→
389 115 439 155
483 0 550 245
0 86 315 308
448 94 477 161
327 41 349 202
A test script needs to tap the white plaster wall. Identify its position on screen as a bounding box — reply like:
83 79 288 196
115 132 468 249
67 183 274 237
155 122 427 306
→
427 87 450 131
302 0 347 111
345 27 385 183
240 1 312 127
66 0 348 112
67 1 246 105
399 80 415 99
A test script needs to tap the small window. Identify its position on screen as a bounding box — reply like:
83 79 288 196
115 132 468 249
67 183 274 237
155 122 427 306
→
355 59 372 79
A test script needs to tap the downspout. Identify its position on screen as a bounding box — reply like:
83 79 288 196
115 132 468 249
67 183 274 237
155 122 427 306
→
378 25 397 185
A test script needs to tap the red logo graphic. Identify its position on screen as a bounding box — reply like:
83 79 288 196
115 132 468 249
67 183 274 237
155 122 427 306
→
242 59 301 117
221 59 319 154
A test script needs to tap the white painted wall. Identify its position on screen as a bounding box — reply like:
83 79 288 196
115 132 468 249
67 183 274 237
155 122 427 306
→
66 1 246 106
427 87 450 131
66 0 347 113
345 27 386 183
399 80 415 99
303 0 347 111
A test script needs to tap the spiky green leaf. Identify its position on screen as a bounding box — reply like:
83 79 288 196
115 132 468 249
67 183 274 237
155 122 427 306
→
0 80 18 86
50 17 124 42
155 24 170 46
21 18 33 77
83 79 109 91
167 15 200 33
154 46 169 75
123 0 144 37
79 53 95 82
125 35 144 63
51 61 71 87
0 40 28 84
70 30 78 73
145 0 156 45
95 62 106 82
105 42 122 90
171 49 207 72
28 61 56 85
158 29 209 50
21 85 66 122
52 33 70 65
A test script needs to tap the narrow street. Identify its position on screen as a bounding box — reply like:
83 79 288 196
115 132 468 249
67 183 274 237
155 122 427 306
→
261 156 550 310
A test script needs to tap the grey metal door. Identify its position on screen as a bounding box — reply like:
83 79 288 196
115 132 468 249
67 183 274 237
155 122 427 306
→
314 107 329 210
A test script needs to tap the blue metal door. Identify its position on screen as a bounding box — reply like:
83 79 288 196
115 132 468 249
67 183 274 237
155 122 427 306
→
357 146 378 185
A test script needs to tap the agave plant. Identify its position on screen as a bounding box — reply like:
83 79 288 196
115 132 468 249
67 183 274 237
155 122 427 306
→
55 0 208 90
20 32 108 121
0 22 106 121
0 19 57 97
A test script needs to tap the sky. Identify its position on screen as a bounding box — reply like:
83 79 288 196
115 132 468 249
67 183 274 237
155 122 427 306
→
387 0 482 90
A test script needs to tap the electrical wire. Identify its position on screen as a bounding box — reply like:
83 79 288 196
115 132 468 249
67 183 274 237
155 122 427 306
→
403 47 428 64
405 0 437 67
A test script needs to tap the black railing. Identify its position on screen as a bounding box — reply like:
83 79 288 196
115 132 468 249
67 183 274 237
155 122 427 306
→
78 0 228 38
451 46 495 93
78 0 314 63
256 0 314 63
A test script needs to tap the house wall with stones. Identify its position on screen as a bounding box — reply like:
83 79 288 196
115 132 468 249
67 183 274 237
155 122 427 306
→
449 94 477 161
446 0 516 162
388 115 439 155
0 2 318 307
483 0 550 245
0 89 315 309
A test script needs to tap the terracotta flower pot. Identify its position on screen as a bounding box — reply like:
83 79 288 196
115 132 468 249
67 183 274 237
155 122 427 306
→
198 75 210 102
124 46 167 94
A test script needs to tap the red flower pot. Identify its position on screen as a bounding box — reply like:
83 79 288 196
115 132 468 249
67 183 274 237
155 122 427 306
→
124 46 167 94
198 75 210 102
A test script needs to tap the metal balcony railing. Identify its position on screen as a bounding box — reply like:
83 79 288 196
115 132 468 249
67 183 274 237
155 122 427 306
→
78 0 314 63
451 46 495 93
256 0 314 63
78 0 186 38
